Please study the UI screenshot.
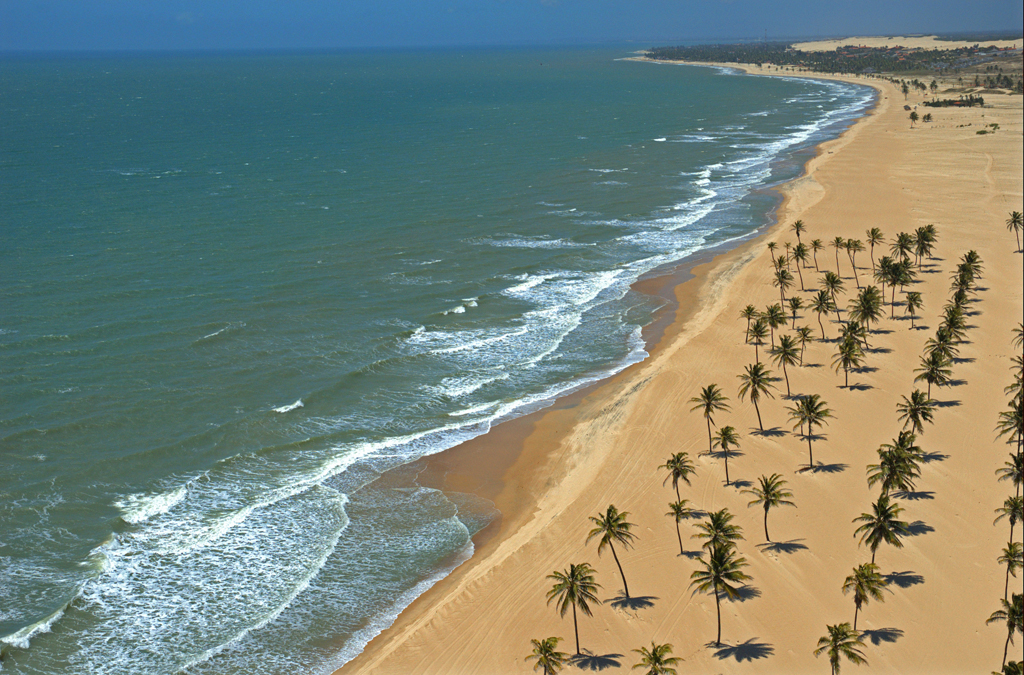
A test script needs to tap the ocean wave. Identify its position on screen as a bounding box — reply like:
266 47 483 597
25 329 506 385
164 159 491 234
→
115 485 189 525
273 399 304 413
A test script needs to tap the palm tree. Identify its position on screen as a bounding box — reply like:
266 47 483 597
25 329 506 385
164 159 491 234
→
896 390 936 435
814 622 868 675
846 239 864 287
914 351 952 398
587 505 638 598
842 563 888 630
997 452 1023 500
788 394 832 468
925 327 960 363
905 291 924 329
792 219 806 243
689 543 752 646
847 286 883 345
998 542 1023 601
631 642 679 675
737 362 776 432
795 326 814 365
810 290 835 340
866 228 884 271
713 425 741 486
997 398 1023 456
987 593 1023 670
1007 211 1023 252
526 637 570 675
692 508 744 552
691 384 730 455
994 496 1024 547
660 452 696 502
764 304 787 348
793 242 809 289
811 238 824 271
853 494 910 564
748 317 769 362
890 231 914 262
546 563 601 655
833 335 865 388
866 431 922 496
771 334 800 396
743 473 795 542
740 304 758 342
774 267 794 306
821 272 845 322
788 296 804 327
666 500 696 556
831 236 846 276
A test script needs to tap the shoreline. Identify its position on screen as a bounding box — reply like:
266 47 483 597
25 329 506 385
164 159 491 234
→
336 62 883 672
339 59 1019 675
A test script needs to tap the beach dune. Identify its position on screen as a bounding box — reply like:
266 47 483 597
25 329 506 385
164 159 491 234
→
339 66 1023 674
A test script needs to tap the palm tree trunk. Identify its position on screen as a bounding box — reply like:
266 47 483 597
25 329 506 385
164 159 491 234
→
807 433 814 468
714 586 722 646
724 451 730 486
676 520 684 556
818 313 826 340
845 365 849 388
674 482 681 503
1005 562 1011 600
706 418 713 455
572 602 580 655
871 547 877 565
609 541 630 598
754 341 759 362
783 363 790 396
754 399 763 431
853 601 860 630
763 505 770 542
813 251 819 271
1002 628 1010 669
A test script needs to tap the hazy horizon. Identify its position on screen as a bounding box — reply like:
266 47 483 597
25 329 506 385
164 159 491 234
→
2 0 1022 53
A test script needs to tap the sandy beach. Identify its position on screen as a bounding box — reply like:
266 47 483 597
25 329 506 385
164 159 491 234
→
338 62 1023 675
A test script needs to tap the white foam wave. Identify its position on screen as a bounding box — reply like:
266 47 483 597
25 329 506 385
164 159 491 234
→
116 485 189 525
273 399 304 413
0 604 68 650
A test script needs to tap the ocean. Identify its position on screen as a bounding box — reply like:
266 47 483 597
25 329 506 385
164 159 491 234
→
0 47 874 673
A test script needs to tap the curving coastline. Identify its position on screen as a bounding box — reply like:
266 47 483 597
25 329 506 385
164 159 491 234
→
337 63 1023 674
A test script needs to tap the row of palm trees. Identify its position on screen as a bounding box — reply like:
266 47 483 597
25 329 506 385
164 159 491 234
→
987 325 1024 673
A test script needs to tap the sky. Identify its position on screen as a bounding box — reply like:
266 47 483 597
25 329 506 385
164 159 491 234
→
1 0 1022 52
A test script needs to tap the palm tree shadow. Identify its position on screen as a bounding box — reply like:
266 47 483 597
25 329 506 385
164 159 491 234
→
804 462 848 474
804 362 824 368
606 594 657 611
710 449 746 460
755 426 787 437
906 520 934 536
679 549 705 559
891 490 935 500
919 451 948 463
859 627 905 645
730 479 753 489
933 399 961 408
947 378 968 387
852 365 880 373
570 650 622 671
711 638 775 661
846 383 874 391
758 538 808 554
885 570 925 588
728 585 761 603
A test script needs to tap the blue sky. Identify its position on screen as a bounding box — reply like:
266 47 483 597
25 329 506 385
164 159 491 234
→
1 0 1021 51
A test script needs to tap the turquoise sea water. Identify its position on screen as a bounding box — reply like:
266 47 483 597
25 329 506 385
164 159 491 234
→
0 47 874 673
